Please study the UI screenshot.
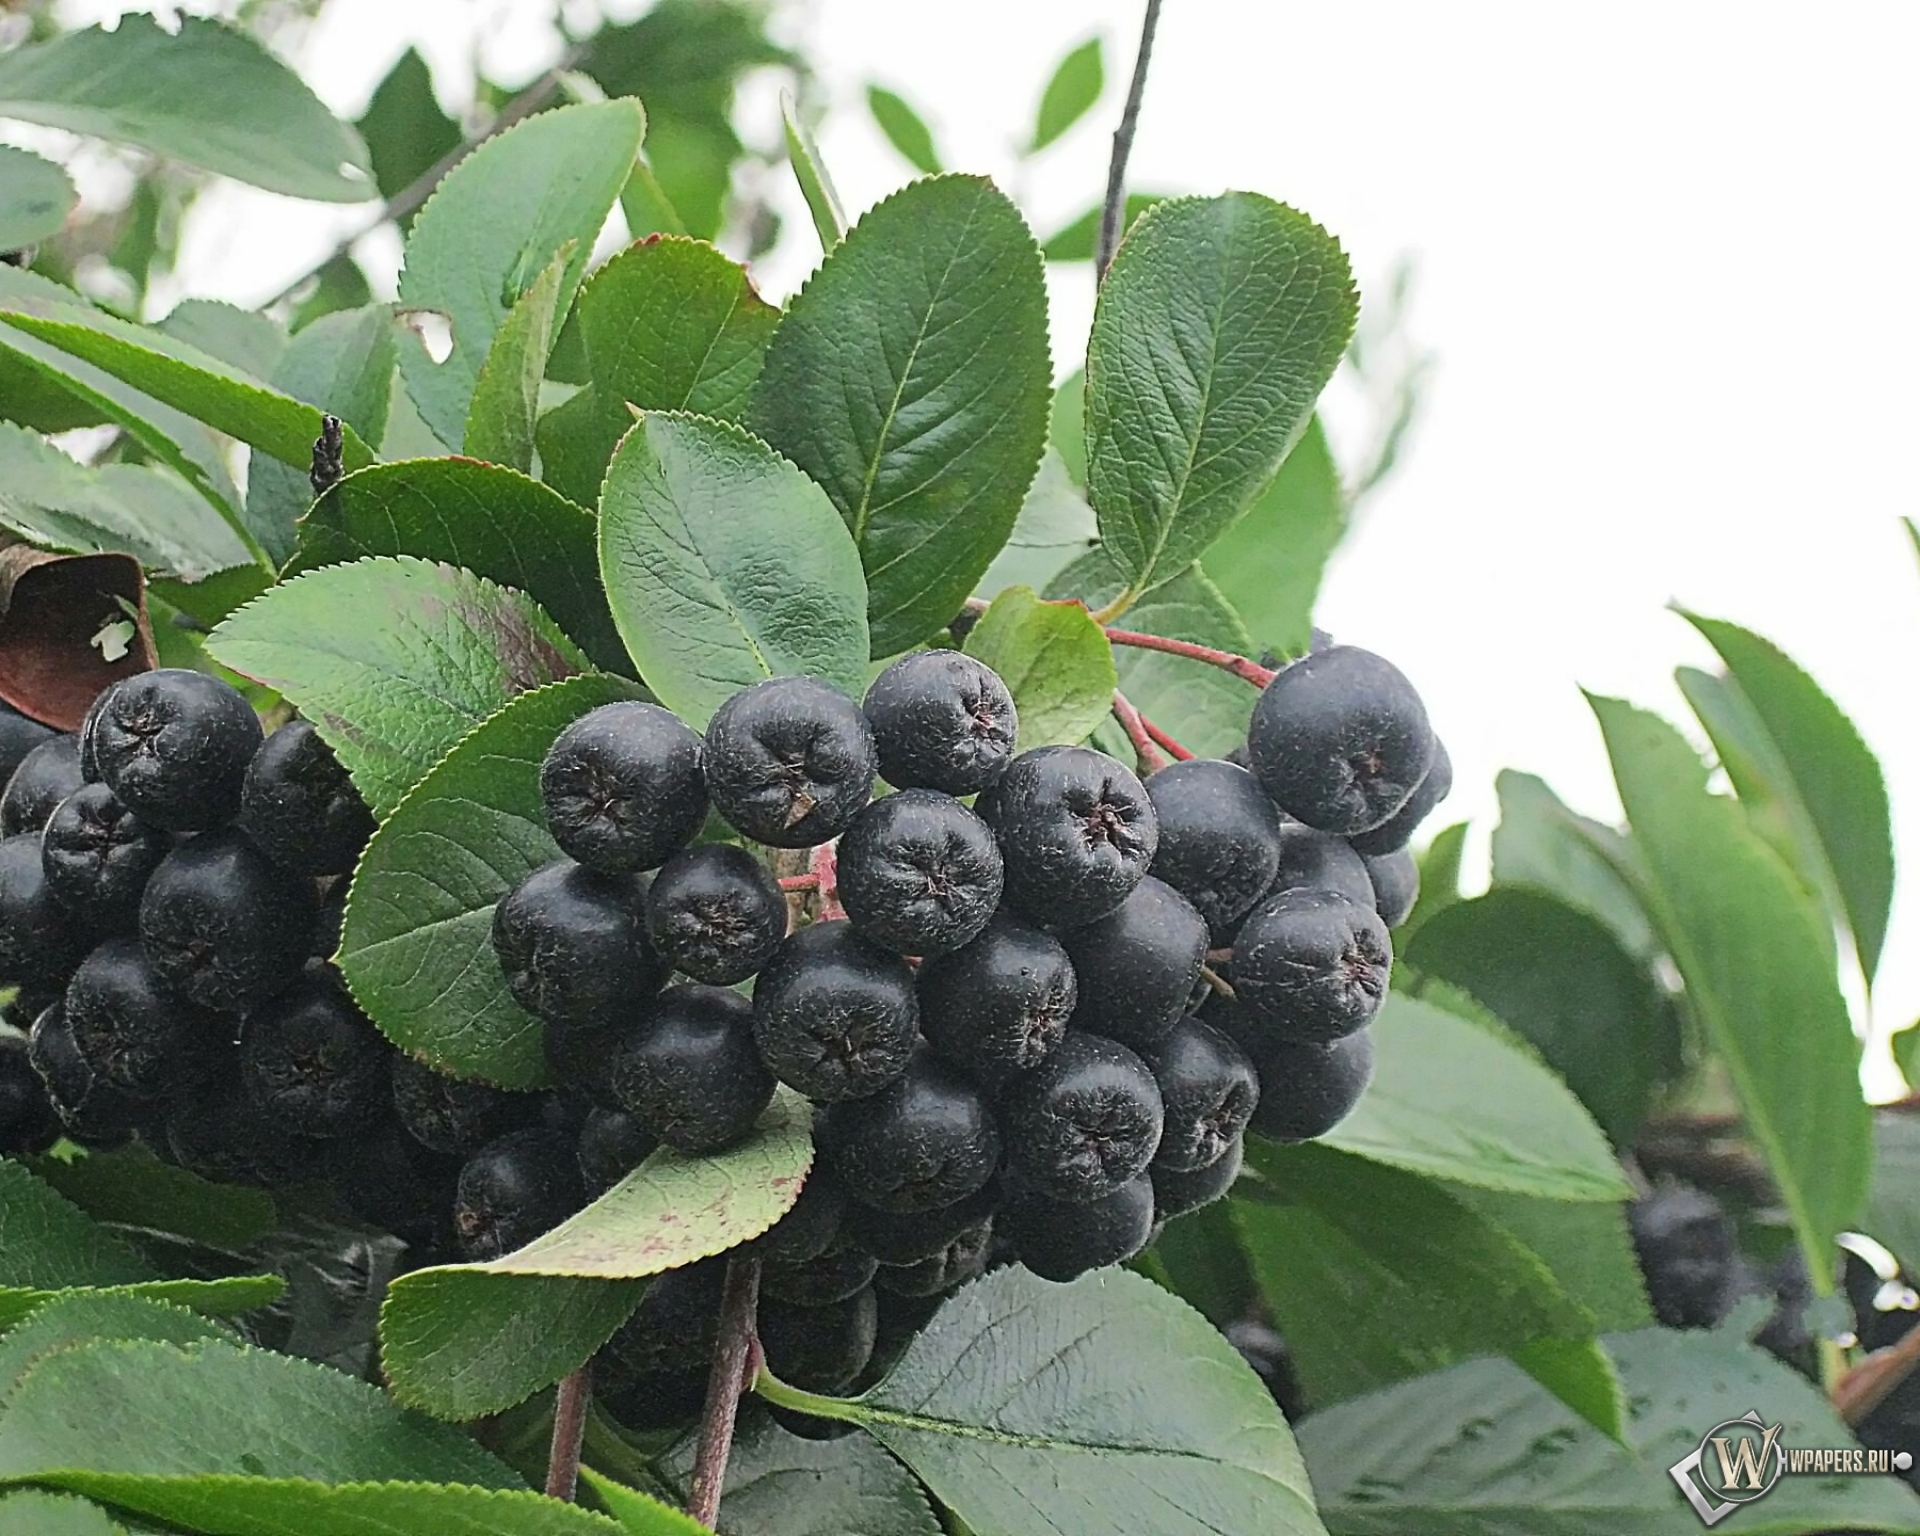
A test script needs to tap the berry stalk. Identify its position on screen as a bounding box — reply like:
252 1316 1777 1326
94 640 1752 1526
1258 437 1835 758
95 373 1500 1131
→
1096 0 1167 278
686 1254 762 1528
544 1364 591 1502
808 841 846 922
1111 691 1170 774
1103 626 1278 688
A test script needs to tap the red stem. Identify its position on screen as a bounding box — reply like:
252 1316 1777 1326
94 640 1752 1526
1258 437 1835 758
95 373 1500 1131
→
777 873 819 892
544 1364 592 1502
1103 626 1277 687
1111 690 1170 774
1140 714 1195 761
687 1255 761 1528
809 842 846 921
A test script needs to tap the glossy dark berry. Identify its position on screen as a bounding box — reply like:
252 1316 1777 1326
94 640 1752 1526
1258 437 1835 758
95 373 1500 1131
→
577 1106 658 1196
1349 739 1451 856
980 746 1158 928
1152 1136 1243 1220
815 1045 1001 1213
745 1167 847 1266
762 1243 879 1306
1218 1007 1373 1143
1363 848 1419 929
40 783 169 929
752 923 918 1102
540 702 708 872
139 830 318 1012
0 1029 60 1154
238 720 376 875
491 859 663 1027
610 1259 725 1375
845 1182 999 1266
872 1219 992 1297
1058 876 1207 1052
1144 758 1284 942
92 670 264 832
611 984 774 1153
758 1287 878 1392
454 1126 585 1260
1 735 83 836
1001 1171 1154 1282
391 1053 536 1156
703 676 875 848
916 913 1074 1089
999 1032 1164 1203
1233 889 1390 1044
65 936 225 1100
0 833 93 990
0 701 57 787
1246 646 1434 835
1138 1016 1258 1171
27 1003 139 1146
1268 822 1376 909
644 843 784 985
863 650 1017 795
240 965 391 1138
836 790 1002 956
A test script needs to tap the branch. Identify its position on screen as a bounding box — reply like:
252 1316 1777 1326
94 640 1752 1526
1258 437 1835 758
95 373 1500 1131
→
687 1255 762 1528
1095 0 1166 278
1112 690 1169 774
544 1365 592 1502
1141 713 1195 762
1836 1322 1920 1425
1104 625 1276 687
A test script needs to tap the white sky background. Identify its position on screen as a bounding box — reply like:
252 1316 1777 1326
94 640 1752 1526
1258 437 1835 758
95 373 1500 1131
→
36 2 1920 1074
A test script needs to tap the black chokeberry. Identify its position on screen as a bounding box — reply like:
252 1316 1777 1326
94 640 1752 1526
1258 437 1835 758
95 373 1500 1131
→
1152 1136 1243 1220
845 1182 999 1266
611 1259 725 1375
238 720 376 875
815 1045 1001 1213
745 1166 847 1266
1363 848 1420 929
0 1029 60 1155
65 936 225 1100
1349 739 1452 856
0 833 93 990
916 913 1075 1089
454 1126 585 1260
1 735 83 836
1246 646 1434 835
1268 821 1376 910
1225 1012 1374 1143
836 790 1002 955
863 650 1017 795
240 964 392 1138
757 1287 878 1392
0 701 57 787
762 1243 878 1306
41 783 169 930
540 702 708 872
166 1069 331 1188
1058 876 1207 1052
872 1220 992 1297
27 1003 140 1146
392 1053 536 1156
610 984 774 1153
1000 1171 1154 1282
491 859 664 1027
644 843 785 985
324 1115 460 1246
999 1032 1164 1203
93 670 264 832
980 745 1158 928
1233 889 1390 1044
577 1106 658 1195
1138 1016 1258 1171
1144 758 1284 942
752 923 918 1102
1629 1182 1743 1331
139 830 318 1012
703 677 875 848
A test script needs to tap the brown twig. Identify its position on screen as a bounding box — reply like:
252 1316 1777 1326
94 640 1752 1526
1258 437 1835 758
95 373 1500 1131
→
1836 1323 1920 1426
1111 690 1170 774
1095 0 1166 278
1199 963 1236 1001
686 1255 762 1528
544 1364 592 1502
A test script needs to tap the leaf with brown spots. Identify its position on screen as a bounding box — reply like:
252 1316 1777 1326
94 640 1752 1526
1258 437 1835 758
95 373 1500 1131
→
0 541 154 728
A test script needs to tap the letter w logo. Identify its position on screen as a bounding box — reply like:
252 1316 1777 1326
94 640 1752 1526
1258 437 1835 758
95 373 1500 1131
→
1711 1424 1782 1491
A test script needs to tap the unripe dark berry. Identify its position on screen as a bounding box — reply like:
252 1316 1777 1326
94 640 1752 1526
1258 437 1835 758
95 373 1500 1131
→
1268 822 1376 910
1246 646 1434 835
862 650 1017 795
815 1045 1001 1213
240 964 392 1138
752 922 918 1103
916 913 1075 1089
998 1032 1164 1203
0 833 93 990
703 677 875 848
1058 876 1207 1052
1233 889 1390 1044
836 789 1002 955
0 700 57 787
845 1182 999 1266
1137 1016 1259 1171
1152 1135 1243 1220
610 983 774 1153
237 720 375 876
2 735 83 836
1000 1171 1154 1282
980 745 1158 928
92 669 264 832
139 830 319 1013
65 936 225 1100
490 859 663 1027
644 843 785 985
453 1126 585 1260
762 1243 879 1306
40 783 169 930
758 1287 878 1393
27 1002 140 1146
1363 848 1419 929
540 702 708 872
1349 739 1451 857
576 1106 658 1196
744 1167 847 1266
0 1029 60 1155
872 1220 992 1297
391 1053 536 1156
1144 758 1284 942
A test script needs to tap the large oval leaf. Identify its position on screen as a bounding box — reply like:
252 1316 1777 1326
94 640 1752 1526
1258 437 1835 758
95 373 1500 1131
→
0 144 76 250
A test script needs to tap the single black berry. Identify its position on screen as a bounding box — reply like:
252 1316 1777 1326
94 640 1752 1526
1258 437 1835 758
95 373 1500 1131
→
491 859 664 1027
391 1053 536 1156
815 1045 1001 1213
166 1069 332 1188
1000 1171 1154 1282
1058 876 1208 1052
916 914 1074 1089
999 1032 1164 1203
0 701 57 788
752 923 918 1103
1246 646 1434 835
611 1259 726 1375
27 1002 140 1146
1232 889 1390 1044
0 833 93 990
862 650 1017 795
1137 1016 1259 1171
758 1287 878 1393
1268 821 1376 909
644 843 785 985
0 1029 60 1155
845 1182 999 1266
139 830 319 1012
872 1220 992 1297
41 783 169 930
453 1126 585 1260
1349 739 1451 856
610 984 775 1153
703 677 875 848
93 670 264 832
65 936 225 1100
1152 1136 1243 1220
1212 1001 1373 1142
1144 758 1284 942
762 1243 879 1306
76 689 110 782
1629 1182 1743 1330
980 745 1158 928
1 735 83 836
745 1167 847 1266
324 1115 461 1246
240 964 392 1138
835 790 1002 955
577 1106 658 1195
1363 848 1419 929
540 702 708 872
237 720 376 876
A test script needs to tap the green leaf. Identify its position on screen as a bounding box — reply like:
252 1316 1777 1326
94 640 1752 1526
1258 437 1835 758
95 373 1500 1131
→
0 1159 157 1292
1590 694 1870 1283
0 15 374 202
398 100 644 448
577 1471 707 1536
15 1483 621 1536
1299 1326 1920 1535
781 93 847 251
1490 769 1658 960
1144 1196 1257 1329
1682 610 1894 984
618 157 688 243
1199 415 1346 660
465 245 570 472
357 48 461 214
751 174 1052 655
1865 1111 1920 1276
0 1293 227 1403
534 237 780 509
1405 888 1674 1148
0 1491 125 1536
1400 819 1466 939
598 412 869 727
1086 194 1356 600
1041 193 1165 262
339 675 643 1087
962 585 1116 749
1029 36 1104 152
290 253 376 333
25 1142 276 1252
1898 1026 1920 1094
0 144 76 250
762 1267 1326 1536
0 1278 282 1334
290 458 625 676
976 447 1097 598
865 86 942 174
155 301 286 382
208 556 588 820
1451 1189 1651 1333
1319 990 1631 1201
